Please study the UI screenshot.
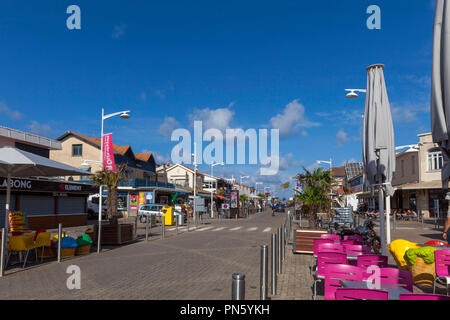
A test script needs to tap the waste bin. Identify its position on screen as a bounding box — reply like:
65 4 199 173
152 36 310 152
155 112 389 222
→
161 206 174 226
176 213 184 226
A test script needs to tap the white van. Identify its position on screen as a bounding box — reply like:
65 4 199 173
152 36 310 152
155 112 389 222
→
87 194 107 219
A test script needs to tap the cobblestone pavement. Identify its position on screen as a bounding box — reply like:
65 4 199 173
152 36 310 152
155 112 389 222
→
0 208 290 300
272 218 450 300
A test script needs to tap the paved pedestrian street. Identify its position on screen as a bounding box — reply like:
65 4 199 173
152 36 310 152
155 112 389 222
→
0 210 289 300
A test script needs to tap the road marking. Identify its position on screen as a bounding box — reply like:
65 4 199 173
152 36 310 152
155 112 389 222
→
196 226 214 232
263 227 271 232
229 227 242 231
167 227 176 231
247 227 258 231
212 227 226 231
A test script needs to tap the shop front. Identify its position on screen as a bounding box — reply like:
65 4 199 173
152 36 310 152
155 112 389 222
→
0 177 98 229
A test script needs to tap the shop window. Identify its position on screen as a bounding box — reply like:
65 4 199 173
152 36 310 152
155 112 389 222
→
72 144 82 157
428 148 443 171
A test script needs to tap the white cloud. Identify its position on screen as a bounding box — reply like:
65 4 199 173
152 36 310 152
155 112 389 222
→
189 106 234 131
278 153 300 171
391 103 429 124
152 152 171 164
270 99 318 138
151 88 166 100
336 129 349 148
0 102 22 120
158 116 181 137
112 23 126 39
27 121 53 137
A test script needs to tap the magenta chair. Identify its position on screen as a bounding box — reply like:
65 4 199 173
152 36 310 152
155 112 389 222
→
324 264 364 300
340 240 356 246
368 268 413 292
344 245 371 254
313 252 347 300
344 235 364 245
434 249 450 296
318 243 344 254
320 234 340 242
357 254 388 269
335 288 388 300
400 293 450 300
311 239 334 275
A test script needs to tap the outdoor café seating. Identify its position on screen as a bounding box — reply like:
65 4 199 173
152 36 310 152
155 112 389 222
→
324 264 364 300
399 293 450 300
433 249 450 296
334 288 389 300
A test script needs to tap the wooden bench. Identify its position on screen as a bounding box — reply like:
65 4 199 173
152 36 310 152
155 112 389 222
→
294 229 328 254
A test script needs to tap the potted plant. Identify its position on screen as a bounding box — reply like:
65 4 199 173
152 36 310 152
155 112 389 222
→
92 164 134 245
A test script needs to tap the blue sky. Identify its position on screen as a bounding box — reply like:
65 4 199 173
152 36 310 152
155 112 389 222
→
0 0 437 198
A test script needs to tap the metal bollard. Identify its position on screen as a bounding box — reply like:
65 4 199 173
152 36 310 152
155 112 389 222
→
145 217 149 241
57 223 62 263
271 234 277 296
282 224 285 261
260 245 268 300
176 215 179 234
0 228 6 277
231 273 245 300
162 216 165 239
277 227 282 274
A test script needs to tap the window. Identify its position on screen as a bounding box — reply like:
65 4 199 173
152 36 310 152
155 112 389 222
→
72 144 82 157
428 148 443 171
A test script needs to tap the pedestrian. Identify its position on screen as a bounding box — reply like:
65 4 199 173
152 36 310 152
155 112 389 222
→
443 211 450 244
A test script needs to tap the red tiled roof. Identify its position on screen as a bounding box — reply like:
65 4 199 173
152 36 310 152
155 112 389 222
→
65 131 131 155
135 153 153 162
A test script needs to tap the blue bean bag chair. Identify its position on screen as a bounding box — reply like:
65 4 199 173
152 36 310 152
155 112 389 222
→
53 236 78 248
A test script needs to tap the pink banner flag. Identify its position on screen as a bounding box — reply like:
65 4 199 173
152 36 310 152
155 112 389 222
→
103 133 116 172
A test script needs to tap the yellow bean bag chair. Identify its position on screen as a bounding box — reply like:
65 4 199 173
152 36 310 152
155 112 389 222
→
389 239 420 270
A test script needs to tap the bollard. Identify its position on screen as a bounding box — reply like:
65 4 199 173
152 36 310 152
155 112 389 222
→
162 216 165 239
277 227 282 274
231 273 245 300
57 223 62 263
145 216 149 241
0 228 6 277
260 245 268 300
281 224 285 261
176 215 179 234
271 234 277 296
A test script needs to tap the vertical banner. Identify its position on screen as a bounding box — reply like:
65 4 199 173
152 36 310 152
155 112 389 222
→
145 192 154 204
138 193 146 207
129 194 138 210
103 133 116 172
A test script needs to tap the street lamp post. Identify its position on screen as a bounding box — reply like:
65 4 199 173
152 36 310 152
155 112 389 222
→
97 108 131 253
210 162 224 218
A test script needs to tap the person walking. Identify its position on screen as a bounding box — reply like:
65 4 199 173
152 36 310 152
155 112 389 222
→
443 212 450 244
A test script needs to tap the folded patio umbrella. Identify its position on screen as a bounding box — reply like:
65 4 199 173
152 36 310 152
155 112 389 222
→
431 0 450 187
363 64 396 256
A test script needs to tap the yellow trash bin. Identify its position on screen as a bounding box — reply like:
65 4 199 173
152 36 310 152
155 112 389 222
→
161 206 174 226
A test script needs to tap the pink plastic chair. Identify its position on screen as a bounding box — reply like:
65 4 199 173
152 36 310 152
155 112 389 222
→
344 235 364 245
340 240 356 246
400 293 450 300
344 245 371 254
367 268 413 292
317 243 344 254
313 239 334 257
357 254 388 269
434 249 450 296
335 288 389 300
313 252 347 300
324 264 364 300
320 234 340 241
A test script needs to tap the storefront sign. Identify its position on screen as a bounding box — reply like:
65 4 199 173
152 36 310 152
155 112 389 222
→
230 190 239 209
103 133 116 172
0 177 97 193
145 192 154 204
130 193 138 210
222 203 229 210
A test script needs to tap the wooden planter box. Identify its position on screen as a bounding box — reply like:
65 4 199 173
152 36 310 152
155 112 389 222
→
94 223 134 245
294 228 328 254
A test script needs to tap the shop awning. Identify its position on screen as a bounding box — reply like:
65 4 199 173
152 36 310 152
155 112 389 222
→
215 194 226 200
394 180 443 190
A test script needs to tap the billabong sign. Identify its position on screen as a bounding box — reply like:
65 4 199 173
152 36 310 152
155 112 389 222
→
1 179 32 190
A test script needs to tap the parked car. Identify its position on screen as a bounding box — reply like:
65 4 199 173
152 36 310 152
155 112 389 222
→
87 194 107 219
138 204 187 224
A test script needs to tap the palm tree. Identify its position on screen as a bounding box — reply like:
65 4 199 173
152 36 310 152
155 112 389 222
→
295 167 334 229
92 163 129 225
